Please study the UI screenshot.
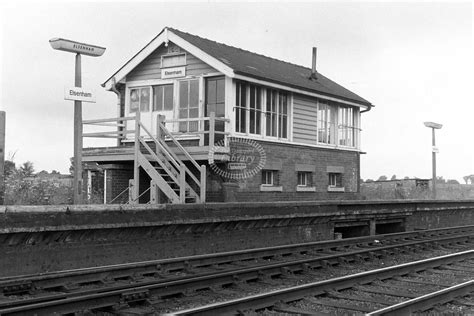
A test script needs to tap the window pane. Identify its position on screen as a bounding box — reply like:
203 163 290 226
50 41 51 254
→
189 108 199 118
179 81 188 109
240 107 246 133
163 85 173 111
216 79 225 103
281 116 287 138
153 86 163 111
179 109 188 119
130 89 139 113
189 79 199 107
140 88 150 112
207 80 216 104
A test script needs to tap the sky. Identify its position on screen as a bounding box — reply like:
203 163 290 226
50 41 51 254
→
0 1 473 182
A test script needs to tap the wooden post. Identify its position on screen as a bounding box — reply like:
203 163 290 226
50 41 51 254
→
133 110 140 204
150 180 160 204
0 111 5 205
200 165 206 203
209 111 215 147
73 53 84 204
128 179 135 204
157 114 166 143
180 163 186 203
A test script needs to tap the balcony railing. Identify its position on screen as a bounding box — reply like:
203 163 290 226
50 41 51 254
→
83 112 230 147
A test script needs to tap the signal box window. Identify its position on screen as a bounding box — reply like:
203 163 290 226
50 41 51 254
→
153 84 174 111
297 172 311 186
262 170 277 186
130 87 150 113
328 173 343 188
178 79 199 132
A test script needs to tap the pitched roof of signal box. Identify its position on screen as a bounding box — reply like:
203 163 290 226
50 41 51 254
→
105 27 372 107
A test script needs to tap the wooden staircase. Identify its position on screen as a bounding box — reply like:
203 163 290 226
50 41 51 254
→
130 112 206 204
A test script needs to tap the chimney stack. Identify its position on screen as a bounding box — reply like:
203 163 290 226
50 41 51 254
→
310 47 318 80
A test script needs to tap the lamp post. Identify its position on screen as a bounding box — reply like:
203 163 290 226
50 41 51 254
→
49 38 105 204
424 121 442 199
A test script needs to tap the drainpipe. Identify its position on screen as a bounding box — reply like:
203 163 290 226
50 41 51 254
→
110 77 122 146
360 105 372 113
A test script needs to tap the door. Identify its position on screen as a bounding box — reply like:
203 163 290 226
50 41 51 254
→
152 84 175 135
205 77 225 145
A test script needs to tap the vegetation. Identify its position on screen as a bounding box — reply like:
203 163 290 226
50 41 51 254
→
3 160 73 205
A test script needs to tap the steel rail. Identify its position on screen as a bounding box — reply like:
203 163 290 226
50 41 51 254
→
0 234 472 315
367 280 474 315
1 225 472 295
171 250 474 316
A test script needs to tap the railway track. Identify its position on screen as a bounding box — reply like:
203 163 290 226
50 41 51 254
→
0 225 473 315
173 250 474 315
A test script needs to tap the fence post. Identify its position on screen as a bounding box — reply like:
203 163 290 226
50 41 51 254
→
209 111 215 147
157 115 166 141
133 111 140 204
200 165 206 203
128 179 135 204
180 163 186 203
150 180 160 204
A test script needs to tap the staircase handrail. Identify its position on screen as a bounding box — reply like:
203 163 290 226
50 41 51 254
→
158 120 201 172
138 119 202 202
138 122 182 172
138 137 180 185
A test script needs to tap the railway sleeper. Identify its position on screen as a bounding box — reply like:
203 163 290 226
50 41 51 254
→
325 290 392 306
305 296 374 313
392 276 452 287
354 285 419 298
1 282 34 296
273 301 325 316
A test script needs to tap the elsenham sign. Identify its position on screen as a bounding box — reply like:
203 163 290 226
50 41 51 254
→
64 87 96 103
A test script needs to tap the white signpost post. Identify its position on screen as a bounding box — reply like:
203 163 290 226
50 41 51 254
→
50 38 105 204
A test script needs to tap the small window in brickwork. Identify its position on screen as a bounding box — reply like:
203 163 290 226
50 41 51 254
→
328 173 343 188
297 172 311 186
262 170 278 186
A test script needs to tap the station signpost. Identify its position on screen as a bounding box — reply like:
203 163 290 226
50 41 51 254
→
49 38 105 204
424 121 443 199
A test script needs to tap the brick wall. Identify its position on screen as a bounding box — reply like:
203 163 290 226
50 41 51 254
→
1 200 473 276
104 165 133 204
227 140 361 202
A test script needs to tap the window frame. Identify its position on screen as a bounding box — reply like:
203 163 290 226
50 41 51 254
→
161 53 187 69
317 101 336 145
297 171 311 187
265 88 288 139
152 84 174 112
328 173 343 188
128 86 151 114
177 78 200 133
261 170 275 186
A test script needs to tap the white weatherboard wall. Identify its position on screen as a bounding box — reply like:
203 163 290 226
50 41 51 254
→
127 43 217 82
292 94 318 145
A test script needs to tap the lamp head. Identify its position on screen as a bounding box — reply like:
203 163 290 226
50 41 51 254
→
424 122 443 129
50 38 105 57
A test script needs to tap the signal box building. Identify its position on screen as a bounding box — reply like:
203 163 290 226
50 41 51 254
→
83 27 373 204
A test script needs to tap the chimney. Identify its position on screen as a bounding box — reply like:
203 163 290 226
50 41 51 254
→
310 47 318 80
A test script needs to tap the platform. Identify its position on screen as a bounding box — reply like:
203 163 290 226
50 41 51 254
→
1 200 473 277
